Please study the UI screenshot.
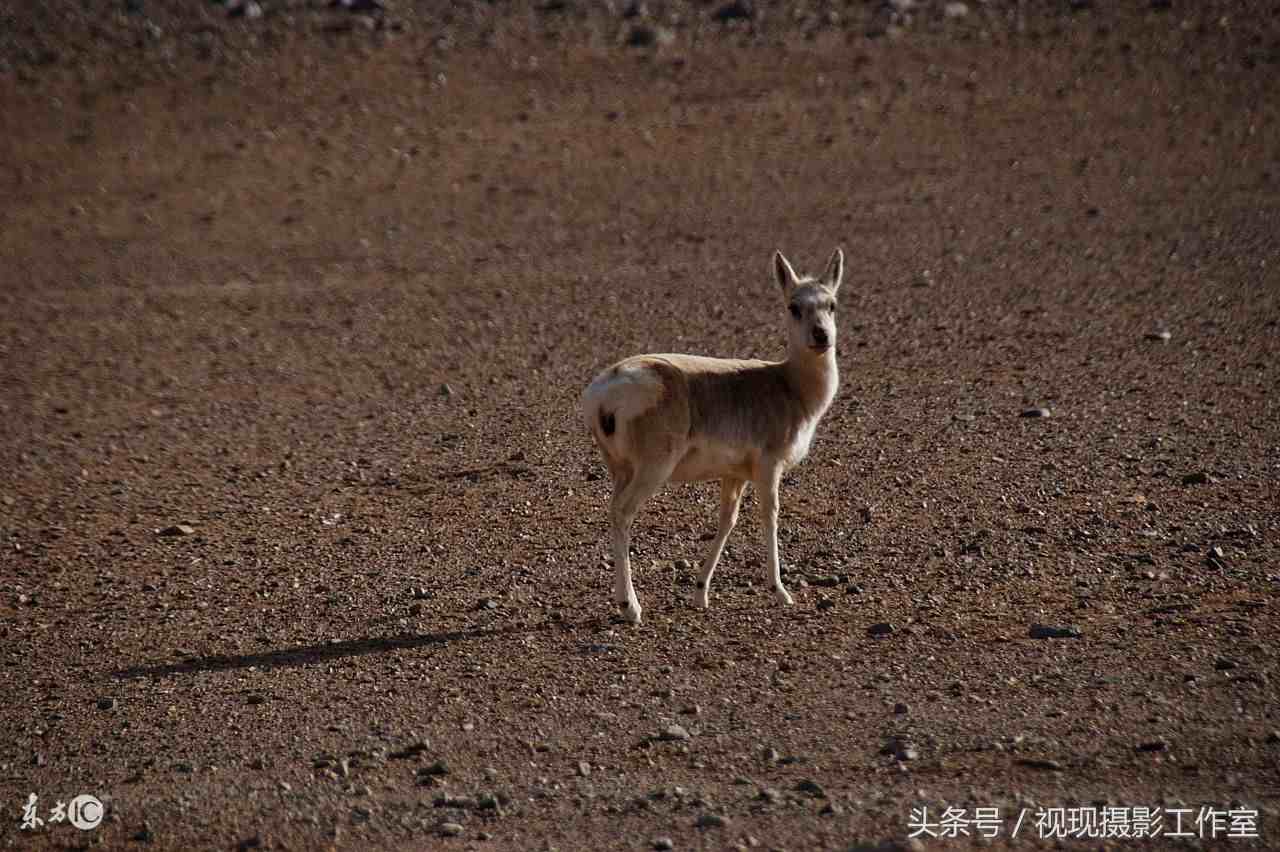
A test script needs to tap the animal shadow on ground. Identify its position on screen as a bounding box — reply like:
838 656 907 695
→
109 617 595 681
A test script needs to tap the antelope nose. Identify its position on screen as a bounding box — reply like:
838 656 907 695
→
812 327 828 346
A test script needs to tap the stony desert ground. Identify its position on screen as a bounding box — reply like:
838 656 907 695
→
2 1 1278 849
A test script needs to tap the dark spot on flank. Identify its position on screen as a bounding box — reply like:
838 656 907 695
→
696 580 706 589
600 411 616 436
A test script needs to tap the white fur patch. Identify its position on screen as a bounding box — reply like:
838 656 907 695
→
581 361 666 432
786 416 820 467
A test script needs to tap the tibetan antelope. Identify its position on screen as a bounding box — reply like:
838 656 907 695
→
581 248 843 624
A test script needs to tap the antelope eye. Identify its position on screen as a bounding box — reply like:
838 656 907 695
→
788 304 801 319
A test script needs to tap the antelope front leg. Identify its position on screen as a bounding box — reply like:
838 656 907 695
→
694 478 746 610
757 470 793 606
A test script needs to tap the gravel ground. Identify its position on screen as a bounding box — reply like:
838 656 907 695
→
2 1 1278 849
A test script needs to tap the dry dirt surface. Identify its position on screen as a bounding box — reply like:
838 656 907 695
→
2 1 1279 849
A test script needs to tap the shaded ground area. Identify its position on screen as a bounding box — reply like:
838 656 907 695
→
2 1 1279 849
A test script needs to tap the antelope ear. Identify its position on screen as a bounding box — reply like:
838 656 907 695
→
773 250 799 295
822 247 844 294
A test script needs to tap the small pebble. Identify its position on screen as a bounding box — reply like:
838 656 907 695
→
436 793 477 809
795 778 825 797
712 0 753 21
652 838 674 851
1028 624 1081 639
882 737 917 761
625 24 674 47
867 622 894 637
388 741 430 760
439 822 464 837
1020 407 1051 418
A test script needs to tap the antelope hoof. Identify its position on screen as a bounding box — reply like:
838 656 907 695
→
774 587 794 606
693 588 710 610
619 600 643 625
